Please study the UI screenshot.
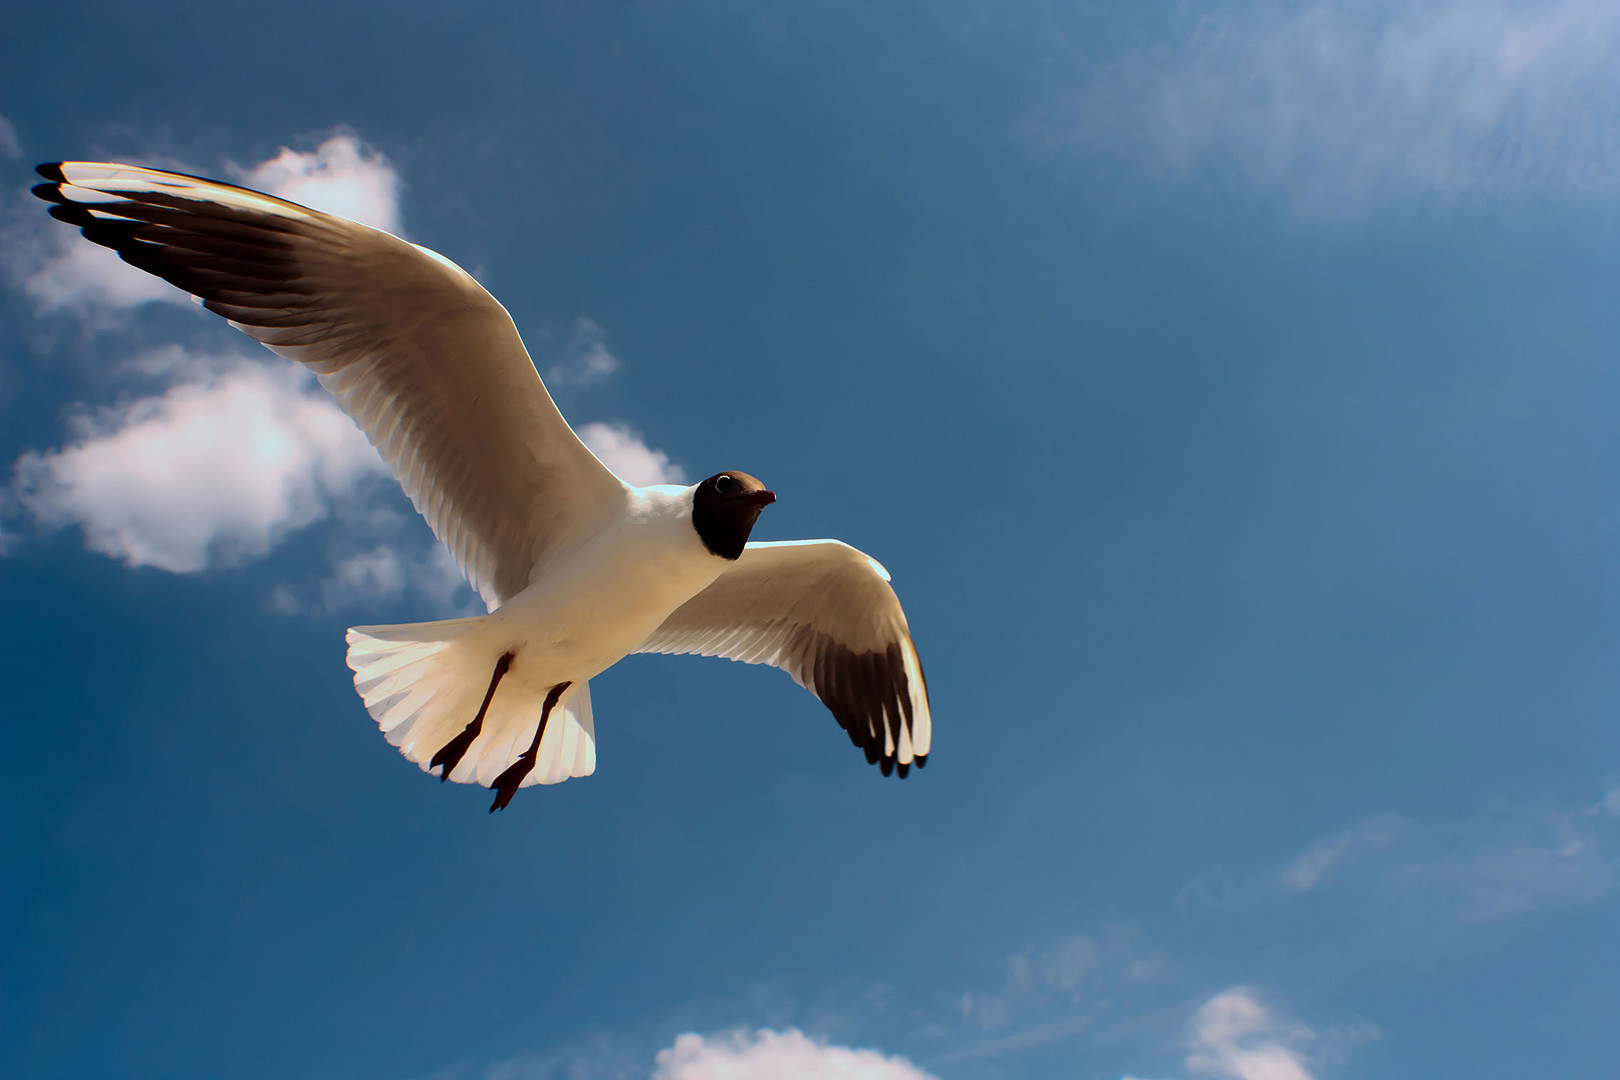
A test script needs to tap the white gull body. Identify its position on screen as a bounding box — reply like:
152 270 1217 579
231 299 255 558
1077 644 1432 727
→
34 160 932 808
354 484 728 789
487 486 726 686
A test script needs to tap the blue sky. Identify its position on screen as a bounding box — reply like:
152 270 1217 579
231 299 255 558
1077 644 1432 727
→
2 3 1617 1078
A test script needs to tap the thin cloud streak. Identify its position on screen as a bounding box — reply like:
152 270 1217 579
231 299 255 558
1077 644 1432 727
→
1059 0 1620 219
1178 778 1620 924
936 927 1169 1064
0 113 19 158
1376 783 1620 923
1279 813 1406 892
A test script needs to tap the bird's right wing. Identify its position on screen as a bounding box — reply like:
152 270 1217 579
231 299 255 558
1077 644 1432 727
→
636 539 931 776
34 161 627 609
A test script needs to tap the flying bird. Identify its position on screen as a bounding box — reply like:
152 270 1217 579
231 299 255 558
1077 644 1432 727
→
33 161 931 810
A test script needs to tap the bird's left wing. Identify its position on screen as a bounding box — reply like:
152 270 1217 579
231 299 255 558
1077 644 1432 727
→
32 161 628 610
636 539 931 776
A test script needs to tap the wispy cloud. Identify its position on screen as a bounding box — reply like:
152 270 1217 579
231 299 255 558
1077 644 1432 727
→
1059 0 1620 220
1376 783 1620 923
546 317 622 387
1255 781 1620 925
263 536 470 616
955 930 1159 1034
1278 813 1407 892
317 541 468 613
579 421 687 486
653 1029 935 1080
938 927 1170 1064
0 113 22 159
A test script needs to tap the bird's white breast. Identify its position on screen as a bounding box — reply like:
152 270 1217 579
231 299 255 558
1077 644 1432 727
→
481 485 724 686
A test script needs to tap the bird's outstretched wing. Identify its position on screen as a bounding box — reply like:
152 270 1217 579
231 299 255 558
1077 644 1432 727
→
636 539 931 776
33 161 626 609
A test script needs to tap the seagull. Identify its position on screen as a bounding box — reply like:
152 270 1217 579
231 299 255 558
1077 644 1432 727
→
33 161 932 810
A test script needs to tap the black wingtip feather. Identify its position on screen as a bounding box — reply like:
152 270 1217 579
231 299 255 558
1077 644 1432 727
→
36 162 66 182
31 182 67 204
47 203 92 226
78 220 139 245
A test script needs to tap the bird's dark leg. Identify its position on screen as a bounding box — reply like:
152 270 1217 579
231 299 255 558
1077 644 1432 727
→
489 680 572 813
430 651 513 781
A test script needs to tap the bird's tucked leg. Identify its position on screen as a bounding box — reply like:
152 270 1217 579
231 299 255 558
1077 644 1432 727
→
431 651 513 781
489 680 572 813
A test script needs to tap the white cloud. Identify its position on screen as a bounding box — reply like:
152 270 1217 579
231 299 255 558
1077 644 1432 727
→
1279 813 1406 892
17 219 179 318
652 1029 936 1080
1186 989 1318 1080
12 353 385 572
546 317 622 387
233 132 402 234
579 420 687 486
1064 0 1620 219
0 113 20 158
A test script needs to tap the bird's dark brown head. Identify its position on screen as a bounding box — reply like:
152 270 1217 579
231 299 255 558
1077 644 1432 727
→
692 471 776 560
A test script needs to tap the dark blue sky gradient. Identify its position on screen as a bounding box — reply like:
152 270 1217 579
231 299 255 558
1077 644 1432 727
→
2 4 1617 1079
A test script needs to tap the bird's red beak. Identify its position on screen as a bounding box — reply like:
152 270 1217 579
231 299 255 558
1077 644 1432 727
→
745 490 777 507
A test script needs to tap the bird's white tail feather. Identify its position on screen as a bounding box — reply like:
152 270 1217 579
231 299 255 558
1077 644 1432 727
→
346 619 596 788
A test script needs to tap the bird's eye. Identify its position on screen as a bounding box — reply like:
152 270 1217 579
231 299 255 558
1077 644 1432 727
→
715 475 735 494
